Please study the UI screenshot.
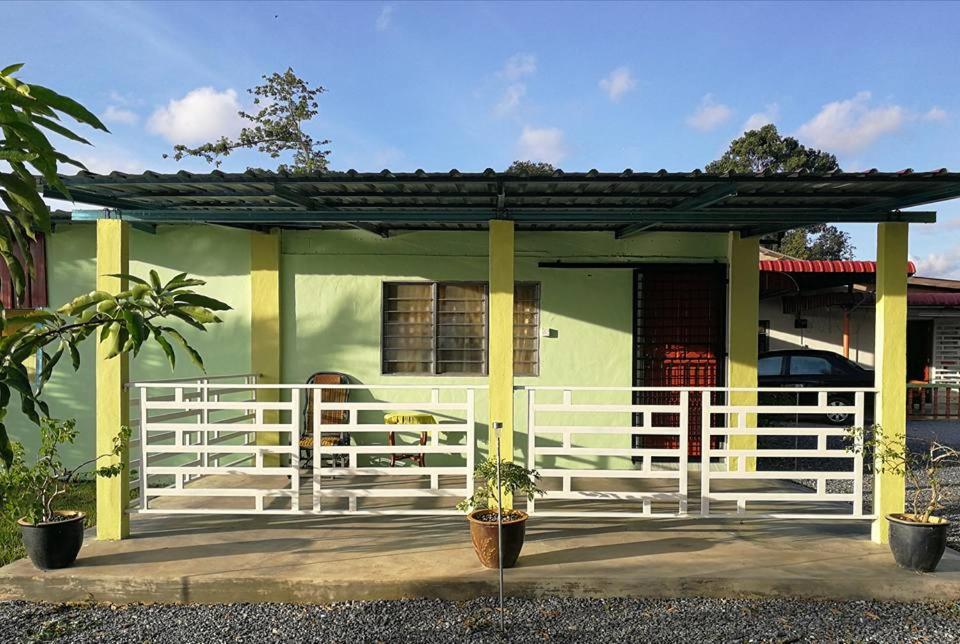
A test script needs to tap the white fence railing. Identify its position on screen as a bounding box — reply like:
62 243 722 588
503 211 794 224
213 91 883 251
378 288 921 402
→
127 374 259 511
527 387 688 517
701 388 868 519
127 380 874 520
130 381 478 516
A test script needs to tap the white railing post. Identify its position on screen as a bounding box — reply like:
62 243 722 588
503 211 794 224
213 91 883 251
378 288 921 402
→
290 388 301 512
700 390 711 517
312 388 322 513
853 391 865 517
526 388 536 515
138 386 148 511
679 390 689 516
467 387 476 508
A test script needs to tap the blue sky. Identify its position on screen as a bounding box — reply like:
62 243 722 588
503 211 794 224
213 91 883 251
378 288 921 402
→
4 1 960 274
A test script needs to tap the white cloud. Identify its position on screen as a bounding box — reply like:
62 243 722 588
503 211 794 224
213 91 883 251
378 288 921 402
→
796 91 905 153
492 54 537 117
598 66 636 103
923 106 948 122
375 5 393 31
495 83 526 117
743 103 780 132
686 94 733 132
913 248 960 279
516 126 567 164
500 53 537 81
147 87 244 145
72 153 146 176
101 105 139 126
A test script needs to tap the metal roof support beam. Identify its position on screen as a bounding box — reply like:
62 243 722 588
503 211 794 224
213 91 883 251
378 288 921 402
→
614 222 660 239
69 209 937 226
671 183 737 210
131 223 157 235
851 186 960 213
347 222 390 238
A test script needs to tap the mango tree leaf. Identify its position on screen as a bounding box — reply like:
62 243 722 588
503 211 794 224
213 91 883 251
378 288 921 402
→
173 293 231 311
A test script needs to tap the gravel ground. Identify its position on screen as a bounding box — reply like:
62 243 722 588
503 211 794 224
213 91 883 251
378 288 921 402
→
3 596 960 643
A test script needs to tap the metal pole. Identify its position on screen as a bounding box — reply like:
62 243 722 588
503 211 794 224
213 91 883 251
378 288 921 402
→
493 421 505 633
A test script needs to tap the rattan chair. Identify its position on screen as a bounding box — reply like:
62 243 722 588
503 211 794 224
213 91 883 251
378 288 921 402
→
299 372 350 469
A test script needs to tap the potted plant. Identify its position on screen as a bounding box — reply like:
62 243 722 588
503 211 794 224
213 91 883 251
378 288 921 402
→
0 418 129 570
847 425 959 572
457 458 544 569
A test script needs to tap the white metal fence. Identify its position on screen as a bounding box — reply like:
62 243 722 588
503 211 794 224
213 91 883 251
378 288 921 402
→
526 387 688 517
130 381 477 516
701 388 868 519
128 379 874 520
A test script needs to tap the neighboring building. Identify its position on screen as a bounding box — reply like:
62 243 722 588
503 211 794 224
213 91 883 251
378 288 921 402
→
758 247 960 384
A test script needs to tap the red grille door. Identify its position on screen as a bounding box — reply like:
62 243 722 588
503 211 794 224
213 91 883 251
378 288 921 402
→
633 265 726 457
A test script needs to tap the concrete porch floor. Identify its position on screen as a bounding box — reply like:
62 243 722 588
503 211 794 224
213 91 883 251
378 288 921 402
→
4 510 960 605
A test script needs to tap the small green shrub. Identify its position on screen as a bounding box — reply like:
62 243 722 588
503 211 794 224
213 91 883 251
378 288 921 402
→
457 458 544 516
0 418 128 525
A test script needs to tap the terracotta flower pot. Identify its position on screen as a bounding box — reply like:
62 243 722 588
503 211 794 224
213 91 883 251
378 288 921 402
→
467 509 528 569
887 513 949 573
18 511 86 570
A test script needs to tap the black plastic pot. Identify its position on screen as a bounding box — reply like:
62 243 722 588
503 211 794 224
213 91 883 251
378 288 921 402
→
887 513 949 572
18 511 86 570
467 509 528 569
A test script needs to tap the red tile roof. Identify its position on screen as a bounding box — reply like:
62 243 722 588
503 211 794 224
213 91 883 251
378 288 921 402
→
759 260 917 275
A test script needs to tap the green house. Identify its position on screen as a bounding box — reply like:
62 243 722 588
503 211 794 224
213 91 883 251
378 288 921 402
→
11 168 958 545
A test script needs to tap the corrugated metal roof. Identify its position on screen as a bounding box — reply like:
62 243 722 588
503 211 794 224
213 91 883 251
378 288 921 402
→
909 293 960 307
47 168 957 233
759 260 917 274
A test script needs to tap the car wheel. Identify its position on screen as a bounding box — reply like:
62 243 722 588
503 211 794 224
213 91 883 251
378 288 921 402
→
825 397 851 425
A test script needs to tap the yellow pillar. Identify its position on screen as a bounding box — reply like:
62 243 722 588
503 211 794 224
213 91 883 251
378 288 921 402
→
251 230 282 465
727 232 760 471
873 222 908 543
488 220 515 489
96 219 130 540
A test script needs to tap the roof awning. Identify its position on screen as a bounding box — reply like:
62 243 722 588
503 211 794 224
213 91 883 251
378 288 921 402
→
47 168 957 236
760 260 917 275
910 293 960 307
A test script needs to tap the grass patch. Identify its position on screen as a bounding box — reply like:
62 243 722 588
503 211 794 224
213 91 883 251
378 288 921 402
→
0 480 97 568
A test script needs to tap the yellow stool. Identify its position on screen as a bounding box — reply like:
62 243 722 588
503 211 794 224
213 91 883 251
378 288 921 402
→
384 411 436 467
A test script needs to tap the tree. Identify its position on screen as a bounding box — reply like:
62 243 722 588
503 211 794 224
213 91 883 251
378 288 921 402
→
506 160 556 176
166 68 330 174
0 63 104 298
0 64 230 467
706 125 854 260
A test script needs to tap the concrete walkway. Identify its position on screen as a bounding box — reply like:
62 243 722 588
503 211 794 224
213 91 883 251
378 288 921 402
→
3 512 960 604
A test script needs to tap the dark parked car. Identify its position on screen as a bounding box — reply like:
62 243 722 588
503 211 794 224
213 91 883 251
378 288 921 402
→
758 349 874 424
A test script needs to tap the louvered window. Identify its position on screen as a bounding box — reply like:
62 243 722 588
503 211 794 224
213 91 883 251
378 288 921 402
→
382 281 539 376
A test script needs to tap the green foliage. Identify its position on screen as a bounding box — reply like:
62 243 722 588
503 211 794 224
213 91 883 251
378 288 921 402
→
166 68 330 174
705 124 839 175
0 65 230 474
0 272 230 467
506 160 556 176
0 418 127 525
0 63 108 299
457 458 544 515
706 124 854 261
846 425 960 523
780 224 855 260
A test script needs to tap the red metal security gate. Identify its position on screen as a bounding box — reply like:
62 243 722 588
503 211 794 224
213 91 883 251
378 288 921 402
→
633 265 726 457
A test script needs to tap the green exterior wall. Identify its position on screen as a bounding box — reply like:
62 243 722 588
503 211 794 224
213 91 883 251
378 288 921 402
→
8 225 727 469
6 224 252 468
280 230 728 467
